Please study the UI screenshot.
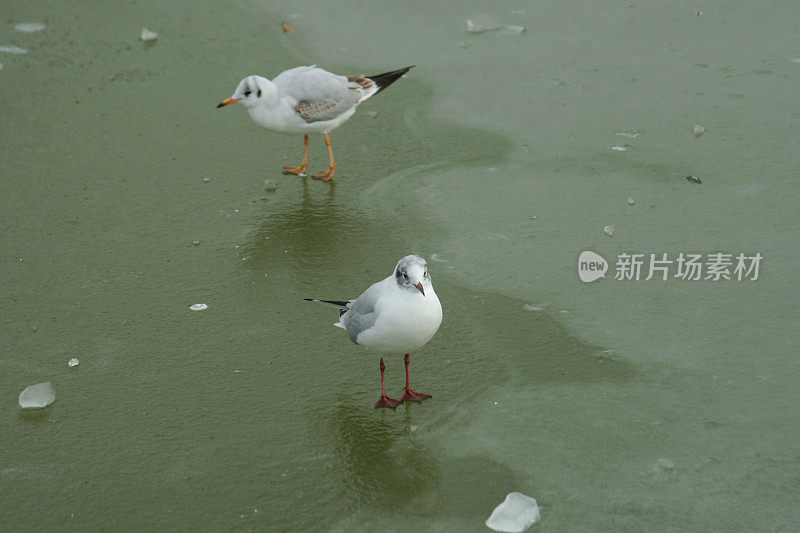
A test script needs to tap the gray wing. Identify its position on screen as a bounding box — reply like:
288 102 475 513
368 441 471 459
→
339 281 384 344
274 66 362 123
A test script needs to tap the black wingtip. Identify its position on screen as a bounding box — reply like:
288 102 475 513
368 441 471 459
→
304 298 351 308
368 65 415 94
216 102 225 108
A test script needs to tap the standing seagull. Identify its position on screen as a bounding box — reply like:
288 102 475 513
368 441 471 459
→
305 255 443 408
217 65 413 181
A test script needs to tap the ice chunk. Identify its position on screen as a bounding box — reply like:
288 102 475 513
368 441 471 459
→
19 382 56 409
693 125 704 136
140 28 158 41
523 304 544 311
486 492 541 532
15 22 46 33
466 19 495 33
500 25 525 35
615 130 641 138
68 358 79 368
627 197 635 205
609 145 627 151
203 177 211 183
0 46 28 54
263 179 278 191
657 458 675 470
466 17 522 35
189 303 208 311
603 225 615 236
367 110 378 118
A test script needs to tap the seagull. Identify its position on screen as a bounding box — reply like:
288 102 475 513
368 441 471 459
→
304 255 443 408
217 65 414 181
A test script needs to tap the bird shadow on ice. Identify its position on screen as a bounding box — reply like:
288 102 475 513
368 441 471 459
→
241 181 375 274
340 80 514 182
434 285 637 395
328 398 525 527
330 402 441 512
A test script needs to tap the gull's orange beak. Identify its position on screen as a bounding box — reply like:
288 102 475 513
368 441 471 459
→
216 98 240 108
415 282 425 296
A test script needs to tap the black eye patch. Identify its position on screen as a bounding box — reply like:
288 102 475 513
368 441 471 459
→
243 90 252 97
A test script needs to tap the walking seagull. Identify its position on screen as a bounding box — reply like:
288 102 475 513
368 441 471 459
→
217 65 413 181
304 255 442 408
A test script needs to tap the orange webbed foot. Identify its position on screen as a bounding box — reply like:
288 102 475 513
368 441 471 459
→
312 168 335 182
282 165 308 176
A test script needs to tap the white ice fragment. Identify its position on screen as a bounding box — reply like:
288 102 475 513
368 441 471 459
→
466 20 485 33
68 358 79 368
603 225 615 236
140 27 158 41
693 124 704 136
189 303 208 311
0 46 28 54
367 110 378 118
523 304 544 311
657 458 674 470
500 24 525 34
430 254 447 262
15 23 46 33
614 130 640 138
263 179 278 191
203 177 211 183
192 240 200 245
486 492 540 532
466 18 501 33
609 145 627 151
410 424 418 432
627 197 635 205
19 382 56 409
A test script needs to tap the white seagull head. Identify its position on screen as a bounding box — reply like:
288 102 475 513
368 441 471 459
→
394 255 431 296
217 75 271 109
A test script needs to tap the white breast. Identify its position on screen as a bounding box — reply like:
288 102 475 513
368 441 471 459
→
356 289 442 354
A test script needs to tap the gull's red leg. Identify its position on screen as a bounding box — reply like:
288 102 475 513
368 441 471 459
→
375 358 402 409
401 353 432 403
283 134 309 175
312 133 336 181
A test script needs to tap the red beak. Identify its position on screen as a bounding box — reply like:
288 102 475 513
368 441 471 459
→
415 282 425 296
